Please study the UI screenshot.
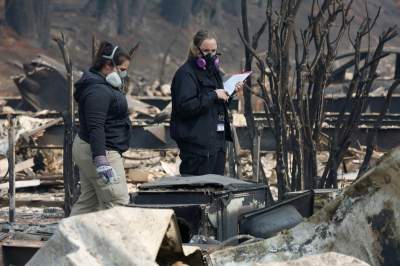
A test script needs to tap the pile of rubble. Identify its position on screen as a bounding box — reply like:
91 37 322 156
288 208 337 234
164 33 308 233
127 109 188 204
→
123 149 180 193
0 112 382 210
143 80 171 97
26 207 203 266
0 52 398 266
5 147 399 265
210 148 400 265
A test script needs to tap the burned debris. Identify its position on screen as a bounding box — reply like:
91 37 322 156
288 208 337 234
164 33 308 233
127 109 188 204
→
209 147 400 265
26 207 204 266
1 0 400 265
131 175 267 242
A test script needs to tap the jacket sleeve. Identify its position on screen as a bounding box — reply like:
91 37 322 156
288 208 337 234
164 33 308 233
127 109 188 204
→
172 69 217 119
82 86 111 159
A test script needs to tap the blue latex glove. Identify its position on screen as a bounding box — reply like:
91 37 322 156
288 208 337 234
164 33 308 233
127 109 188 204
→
94 155 118 184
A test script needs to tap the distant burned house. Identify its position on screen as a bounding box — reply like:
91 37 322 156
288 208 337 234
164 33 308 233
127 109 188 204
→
328 48 400 94
12 55 81 112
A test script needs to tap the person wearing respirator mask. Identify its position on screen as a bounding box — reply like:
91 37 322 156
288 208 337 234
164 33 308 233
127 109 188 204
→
71 41 132 215
170 30 243 176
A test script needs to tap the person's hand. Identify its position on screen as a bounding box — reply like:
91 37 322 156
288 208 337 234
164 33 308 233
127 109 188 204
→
215 89 229 102
234 81 244 93
94 155 118 184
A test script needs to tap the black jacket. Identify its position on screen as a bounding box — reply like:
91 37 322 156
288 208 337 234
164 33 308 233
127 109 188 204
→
170 59 232 156
74 69 132 158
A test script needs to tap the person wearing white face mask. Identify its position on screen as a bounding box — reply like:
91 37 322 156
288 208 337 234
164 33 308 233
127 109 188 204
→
71 41 132 215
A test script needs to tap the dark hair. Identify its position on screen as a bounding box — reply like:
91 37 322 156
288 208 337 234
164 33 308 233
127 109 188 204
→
92 41 131 71
188 30 217 59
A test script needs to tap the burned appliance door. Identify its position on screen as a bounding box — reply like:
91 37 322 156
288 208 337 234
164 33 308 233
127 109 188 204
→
130 175 267 242
239 190 314 239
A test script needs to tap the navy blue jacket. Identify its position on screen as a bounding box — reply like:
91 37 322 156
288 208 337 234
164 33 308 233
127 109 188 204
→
170 59 232 156
74 69 131 158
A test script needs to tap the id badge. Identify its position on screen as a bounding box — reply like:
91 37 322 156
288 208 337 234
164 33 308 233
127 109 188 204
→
217 123 225 132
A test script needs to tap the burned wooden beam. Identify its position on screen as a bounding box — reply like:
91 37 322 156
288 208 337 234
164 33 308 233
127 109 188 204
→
20 117 63 142
53 34 77 217
0 180 41 191
2 239 44 266
7 115 16 223
0 158 34 177
25 118 400 152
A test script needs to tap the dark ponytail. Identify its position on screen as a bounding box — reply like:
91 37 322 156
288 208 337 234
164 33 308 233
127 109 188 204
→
92 41 131 71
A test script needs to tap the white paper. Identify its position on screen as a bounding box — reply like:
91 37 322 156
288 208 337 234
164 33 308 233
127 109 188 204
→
223 71 252 95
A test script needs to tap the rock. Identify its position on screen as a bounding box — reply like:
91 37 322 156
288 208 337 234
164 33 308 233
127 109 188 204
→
261 154 276 185
160 160 180 176
210 148 400 266
254 252 369 266
127 169 154 183
27 207 203 266
232 113 247 127
151 80 160 90
146 89 155 97
2 106 15 113
160 84 171 96
123 159 142 169
154 90 163 96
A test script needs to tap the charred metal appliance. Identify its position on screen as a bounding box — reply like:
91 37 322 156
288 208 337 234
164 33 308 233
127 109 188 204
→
239 190 314 238
130 175 267 242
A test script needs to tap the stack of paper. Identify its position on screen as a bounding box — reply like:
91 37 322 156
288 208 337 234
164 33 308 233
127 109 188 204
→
223 71 252 95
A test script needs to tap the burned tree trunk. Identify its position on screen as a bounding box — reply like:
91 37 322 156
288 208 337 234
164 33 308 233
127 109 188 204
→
95 0 112 18
160 0 193 27
7 115 16 223
239 0 267 183
54 34 78 216
211 0 223 25
5 0 36 39
5 0 50 48
91 0 145 33
34 0 50 48
319 23 397 188
238 0 396 197
358 80 400 177
116 0 130 34
240 0 257 180
223 0 241 16
130 0 147 28
159 35 178 86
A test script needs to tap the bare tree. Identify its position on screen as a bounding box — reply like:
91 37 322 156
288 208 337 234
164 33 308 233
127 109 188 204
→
357 79 400 178
319 20 397 188
239 0 397 198
54 34 79 216
223 0 241 16
159 35 178 86
239 0 267 182
5 0 50 48
86 0 147 34
160 0 193 27
116 0 130 34
130 0 148 29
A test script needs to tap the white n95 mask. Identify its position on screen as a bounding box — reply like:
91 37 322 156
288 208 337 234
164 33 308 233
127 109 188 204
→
105 72 122 88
